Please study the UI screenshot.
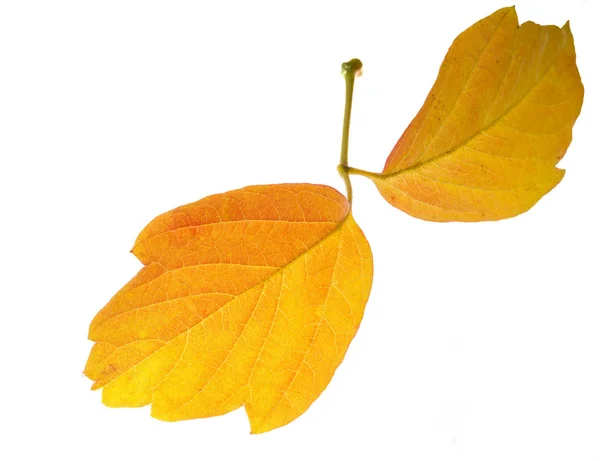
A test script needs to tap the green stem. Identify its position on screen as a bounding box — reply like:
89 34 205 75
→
338 58 363 206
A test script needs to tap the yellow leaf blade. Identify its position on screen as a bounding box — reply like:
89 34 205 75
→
84 184 373 433
375 7 583 222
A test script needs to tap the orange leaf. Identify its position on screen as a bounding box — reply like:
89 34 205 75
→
372 7 583 222
84 183 373 433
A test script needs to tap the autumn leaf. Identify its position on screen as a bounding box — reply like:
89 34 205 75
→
366 7 583 222
84 183 373 433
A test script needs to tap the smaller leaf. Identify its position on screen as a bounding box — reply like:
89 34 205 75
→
84 183 373 433
372 7 583 222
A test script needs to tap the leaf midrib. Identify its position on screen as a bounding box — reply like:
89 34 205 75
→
382 25 568 181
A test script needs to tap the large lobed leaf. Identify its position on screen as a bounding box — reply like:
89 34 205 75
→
85 184 373 433
373 7 584 222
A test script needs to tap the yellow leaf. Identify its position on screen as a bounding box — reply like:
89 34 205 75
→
84 183 373 433
373 7 583 222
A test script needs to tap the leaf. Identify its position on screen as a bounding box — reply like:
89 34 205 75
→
84 183 373 434
372 7 583 222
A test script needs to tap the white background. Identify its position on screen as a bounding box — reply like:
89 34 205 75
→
1 0 598 460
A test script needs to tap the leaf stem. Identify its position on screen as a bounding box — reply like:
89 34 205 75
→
338 58 363 206
343 165 384 180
